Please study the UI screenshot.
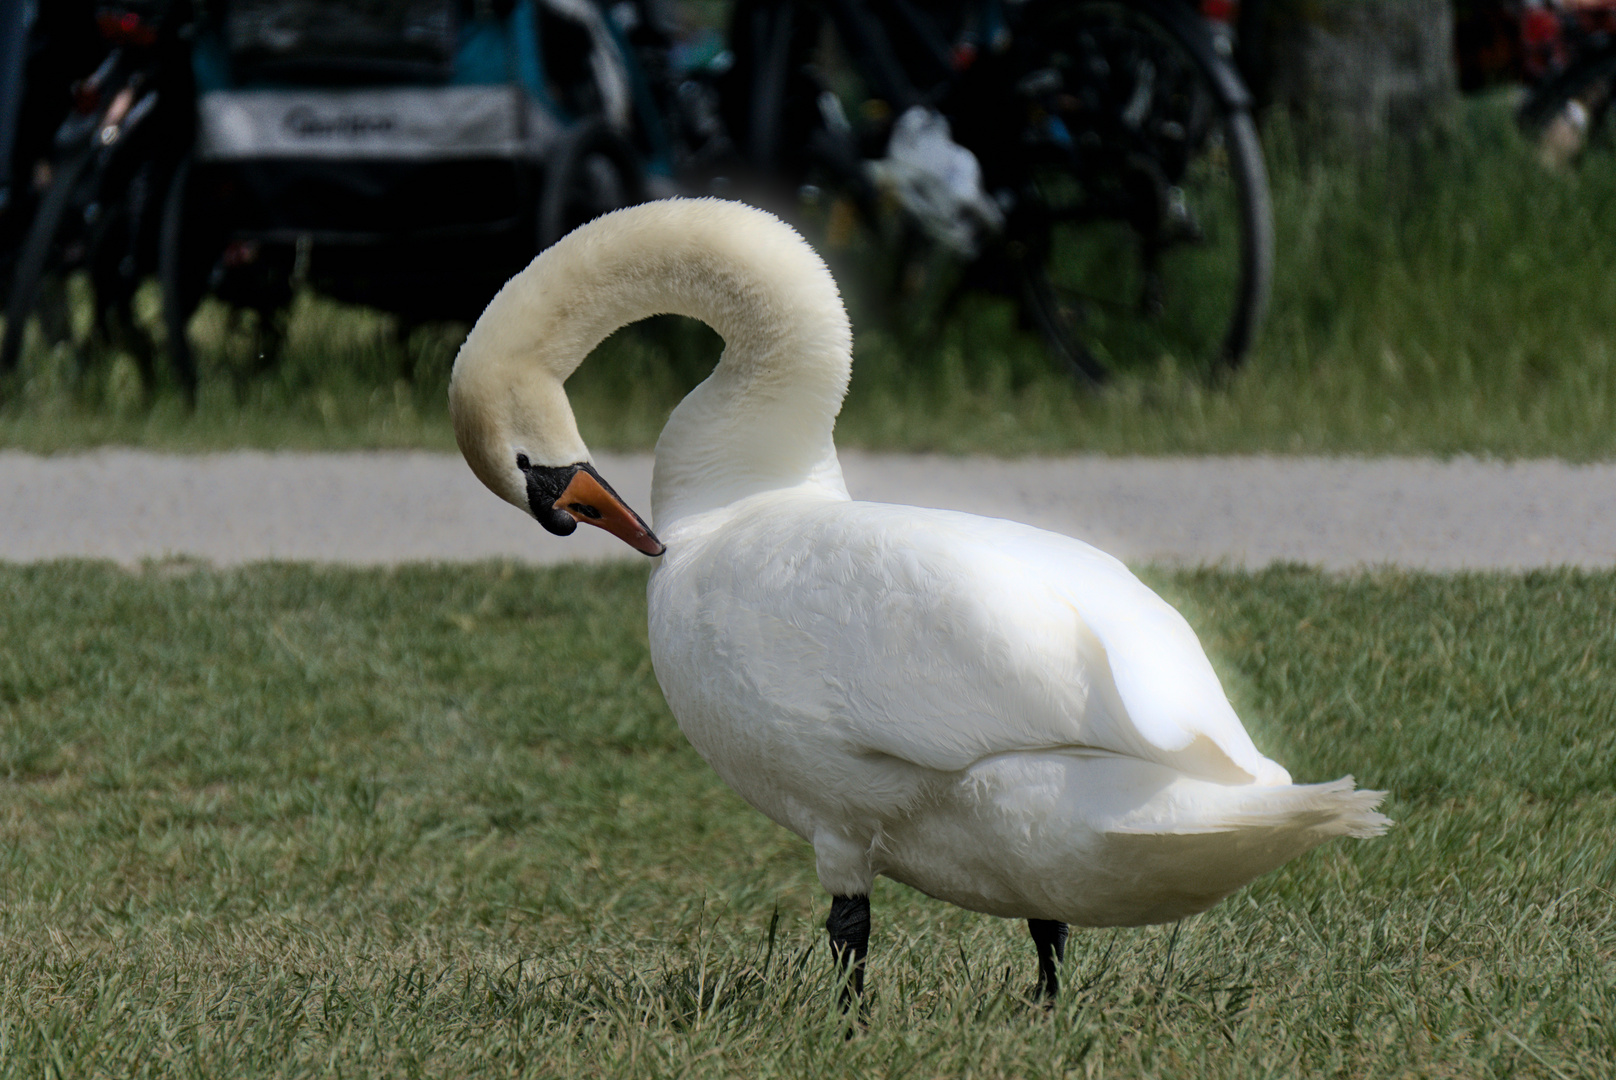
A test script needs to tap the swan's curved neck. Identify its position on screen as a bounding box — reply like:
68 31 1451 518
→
482 200 854 527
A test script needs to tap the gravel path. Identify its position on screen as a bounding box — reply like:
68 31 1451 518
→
2 449 1613 570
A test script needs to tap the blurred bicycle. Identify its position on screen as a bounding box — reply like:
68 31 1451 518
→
722 0 1274 383
1457 0 1616 167
0 0 192 387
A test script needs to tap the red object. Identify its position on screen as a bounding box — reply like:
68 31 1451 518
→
1457 2 1616 90
1521 7 1562 44
72 82 101 116
95 9 157 47
223 240 262 269
1200 0 1237 24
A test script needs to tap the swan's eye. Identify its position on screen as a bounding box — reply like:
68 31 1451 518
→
516 453 531 471
567 502 602 520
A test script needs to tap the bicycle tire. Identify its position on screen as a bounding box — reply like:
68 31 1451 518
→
538 121 648 249
1517 49 1616 167
747 1 795 174
1005 0 1273 383
0 148 94 378
157 154 201 400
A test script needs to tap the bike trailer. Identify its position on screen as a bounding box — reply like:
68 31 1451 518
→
166 0 659 340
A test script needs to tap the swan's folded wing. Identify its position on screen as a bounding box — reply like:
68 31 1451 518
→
1008 525 1287 785
684 502 1282 785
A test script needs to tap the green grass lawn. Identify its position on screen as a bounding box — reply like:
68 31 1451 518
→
2 562 1611 1077
4 98 1616 458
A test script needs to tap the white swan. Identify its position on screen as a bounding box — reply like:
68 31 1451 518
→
449 198 1389 1000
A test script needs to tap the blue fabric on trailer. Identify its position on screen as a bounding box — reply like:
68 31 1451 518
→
450 16 515 88
193 1 554 99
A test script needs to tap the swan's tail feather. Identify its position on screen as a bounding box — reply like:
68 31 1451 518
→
1078 774 1392 925
1143 775 1392 840
924 754 1392 927
1306 775 1392 839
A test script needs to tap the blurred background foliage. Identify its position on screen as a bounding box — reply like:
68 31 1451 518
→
6 94 1615 459
2 2 1614 459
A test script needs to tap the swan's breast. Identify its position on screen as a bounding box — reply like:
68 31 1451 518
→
647 503 942 837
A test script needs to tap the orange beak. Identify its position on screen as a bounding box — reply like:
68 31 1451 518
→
554 468 665 556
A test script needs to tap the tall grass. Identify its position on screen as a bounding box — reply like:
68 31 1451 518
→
4 95 1616 456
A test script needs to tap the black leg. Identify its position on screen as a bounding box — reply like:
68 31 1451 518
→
826 894 871 1011
1027 918 1068 1001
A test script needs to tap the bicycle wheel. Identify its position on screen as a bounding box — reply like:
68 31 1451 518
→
1000 0 1273 383
0 148 94 378
158 154 208 400
86 158 164 388
726 0 829 184
538 121 648 249
1518 50 1616 169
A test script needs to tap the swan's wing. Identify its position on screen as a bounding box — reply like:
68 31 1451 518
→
956 512 1288 785
662 500 1282 785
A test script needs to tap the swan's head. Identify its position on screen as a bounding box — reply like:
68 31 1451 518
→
448 269 664 556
